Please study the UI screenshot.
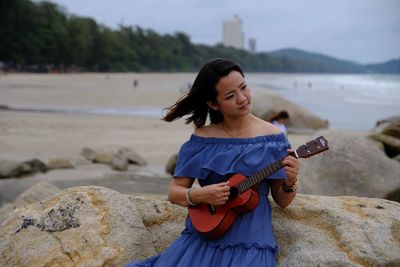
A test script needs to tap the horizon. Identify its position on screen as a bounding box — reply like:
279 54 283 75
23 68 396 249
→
47 0 400 65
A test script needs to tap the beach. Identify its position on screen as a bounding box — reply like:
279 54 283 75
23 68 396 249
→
0 73 368 198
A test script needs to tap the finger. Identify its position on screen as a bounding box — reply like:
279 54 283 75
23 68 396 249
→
217 182 230 187
223 185 231 191
284 166 297 174
285 170 298 179
285 166 298 174
284 159 299 169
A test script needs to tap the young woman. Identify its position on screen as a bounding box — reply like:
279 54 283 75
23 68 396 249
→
127 58 299 267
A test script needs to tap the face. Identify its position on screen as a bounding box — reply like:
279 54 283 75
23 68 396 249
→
209 70 252 119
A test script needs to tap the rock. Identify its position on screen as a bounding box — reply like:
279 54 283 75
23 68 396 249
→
251 89 328 130
298 130 400 199
129 194 400 266
0 186 155 266
0 181 60 225
72 156 92 167
112 153 129 171
382 123 400 139
1 189 399 266
370 116 400 158
0 160 32 178
81 147 97 161
81 147 147 168
23 158 47 173
129 196 186 253
93 152 114 164
165 153 178 176
386 188 400 203
374 115 400 131
0 159 46 178
0 179 37 207
273 194 400 266
369 133 400 158
47 158 74 170
119 148 148 166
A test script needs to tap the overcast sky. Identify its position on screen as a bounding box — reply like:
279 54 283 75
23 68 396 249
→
49 0 400 64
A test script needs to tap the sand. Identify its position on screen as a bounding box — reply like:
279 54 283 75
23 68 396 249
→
0 73 325 199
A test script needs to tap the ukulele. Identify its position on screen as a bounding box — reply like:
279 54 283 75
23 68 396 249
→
188 136 329 239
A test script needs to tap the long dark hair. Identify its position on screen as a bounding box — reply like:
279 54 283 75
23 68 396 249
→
163 58 244 128
269 110 290 122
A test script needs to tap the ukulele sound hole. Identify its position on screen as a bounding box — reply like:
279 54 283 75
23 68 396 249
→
229 187 239 200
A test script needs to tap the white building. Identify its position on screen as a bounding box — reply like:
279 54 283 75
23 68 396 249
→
223 15 244 50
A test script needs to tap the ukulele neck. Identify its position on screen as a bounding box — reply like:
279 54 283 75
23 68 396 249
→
237 150 297 193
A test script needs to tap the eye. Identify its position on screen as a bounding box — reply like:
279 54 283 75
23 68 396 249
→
241 84 247 90
225 94 234 100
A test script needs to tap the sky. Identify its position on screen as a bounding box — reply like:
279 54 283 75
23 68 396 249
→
48 0 400 64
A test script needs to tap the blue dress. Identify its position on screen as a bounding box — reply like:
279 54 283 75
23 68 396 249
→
127 133 291 267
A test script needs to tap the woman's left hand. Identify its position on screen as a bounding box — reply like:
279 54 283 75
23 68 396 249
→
282 149 300 184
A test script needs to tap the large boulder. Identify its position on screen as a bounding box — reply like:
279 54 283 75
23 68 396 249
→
251 89 328 130
0 181 60 225
0 160 32 178
273 194 400 266
369 116 400 159
128 194 400 266
128 195 186 254
0 158 47 178
298 130 400 199
2 187 399 266
0 186 155 267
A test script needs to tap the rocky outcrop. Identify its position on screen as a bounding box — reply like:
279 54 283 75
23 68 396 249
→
129 195 186 254
273 194 400 266
0 158 47 178
47 158 75 170
0 186 154 267
251 89 328 130
129 194 400 266
0 160 32 178
0 181 60 225
81 147 148 171
298 130 400 199
369 116 400 160
2 186 399 266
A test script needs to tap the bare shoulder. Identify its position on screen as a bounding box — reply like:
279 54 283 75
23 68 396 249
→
252 115 282 136
194 124 221 137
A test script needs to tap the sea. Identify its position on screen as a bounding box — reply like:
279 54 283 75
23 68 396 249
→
248 74 400 130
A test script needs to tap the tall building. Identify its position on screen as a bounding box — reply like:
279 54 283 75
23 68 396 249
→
248 38 256 53
223 15 244 49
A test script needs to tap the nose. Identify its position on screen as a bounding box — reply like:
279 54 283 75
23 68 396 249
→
237 91 247 103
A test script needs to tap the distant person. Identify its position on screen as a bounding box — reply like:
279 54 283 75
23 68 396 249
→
133 79 138 88
126 58 299 267
269 110 290 135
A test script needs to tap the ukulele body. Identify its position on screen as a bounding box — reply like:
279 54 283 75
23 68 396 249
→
188 173 259 239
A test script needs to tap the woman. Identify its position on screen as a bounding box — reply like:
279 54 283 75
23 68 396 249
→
127 58 299 267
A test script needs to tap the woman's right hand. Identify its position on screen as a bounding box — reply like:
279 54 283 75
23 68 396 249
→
195 181 231 206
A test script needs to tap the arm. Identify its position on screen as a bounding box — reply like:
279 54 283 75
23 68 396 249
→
270 149 299 208
168 177 231 207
